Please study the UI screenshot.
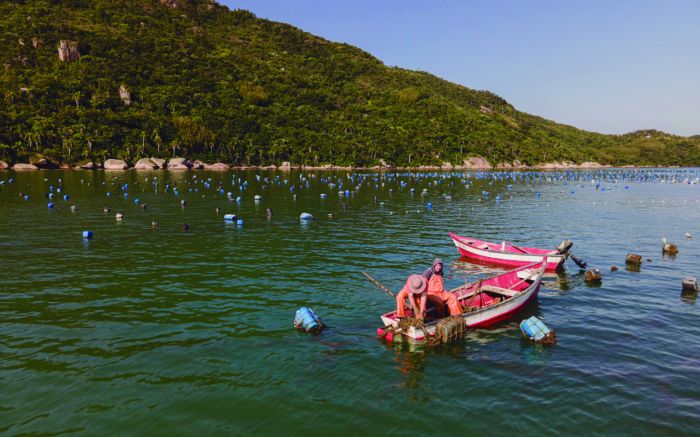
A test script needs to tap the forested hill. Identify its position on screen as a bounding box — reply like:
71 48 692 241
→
1 0 699 167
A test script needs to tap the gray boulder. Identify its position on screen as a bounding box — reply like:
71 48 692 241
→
168 157 192 170
12 163 38 171
150 157 166 169
133 158 159 170
206 162 230 171
0 161 8 170
104 159 129 170
32 158 59 169
192 160 207 170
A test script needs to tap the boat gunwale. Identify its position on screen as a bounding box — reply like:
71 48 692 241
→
379 260 546 340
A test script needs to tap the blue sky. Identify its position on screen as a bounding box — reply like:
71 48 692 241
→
220 1 699 136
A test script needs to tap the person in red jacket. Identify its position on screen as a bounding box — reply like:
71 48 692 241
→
423 258 461 316
395 274 428 320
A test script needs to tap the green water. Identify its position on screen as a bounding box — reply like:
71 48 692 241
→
1 169 699 435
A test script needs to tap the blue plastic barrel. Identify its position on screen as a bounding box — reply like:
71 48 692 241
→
294 307 324 332
520 316 552 342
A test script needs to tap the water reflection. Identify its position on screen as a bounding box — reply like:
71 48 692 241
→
392 349 427 390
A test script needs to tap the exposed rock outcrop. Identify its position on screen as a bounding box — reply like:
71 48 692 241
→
103 159 129 170
206 162 230 171
77 161 96 170
0 161 9 170
58 40 80 62
119 84 131 106
192 160 206 169
463 157 492 169
12 163 38 171
150 157 166 168
168 157 192 170
133 158 158 170
31 158 58 169
279 161 292 171
579 161 603 168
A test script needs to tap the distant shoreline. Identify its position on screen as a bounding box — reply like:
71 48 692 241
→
1 158 692 172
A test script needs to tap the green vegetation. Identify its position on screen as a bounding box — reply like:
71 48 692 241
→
1 0 699 167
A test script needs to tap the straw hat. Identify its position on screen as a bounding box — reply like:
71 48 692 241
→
407 274 427 294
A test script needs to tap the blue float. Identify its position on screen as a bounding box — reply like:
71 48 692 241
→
82 231 93 239
293 307 324 333
520 316 555 344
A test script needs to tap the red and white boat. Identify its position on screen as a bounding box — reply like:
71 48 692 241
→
449 232 570 271
377 260 546 343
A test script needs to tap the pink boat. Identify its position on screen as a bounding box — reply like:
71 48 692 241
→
377 260 546 343
449 232 571 271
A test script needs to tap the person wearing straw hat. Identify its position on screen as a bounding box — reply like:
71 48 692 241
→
423 258 461 316
395 274 428 320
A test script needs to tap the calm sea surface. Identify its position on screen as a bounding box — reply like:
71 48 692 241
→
1 168 699 435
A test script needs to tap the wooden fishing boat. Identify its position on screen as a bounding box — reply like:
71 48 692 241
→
449 232 570 271
377 260 546 343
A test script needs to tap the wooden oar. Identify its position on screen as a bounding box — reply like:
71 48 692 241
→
362 272 395 298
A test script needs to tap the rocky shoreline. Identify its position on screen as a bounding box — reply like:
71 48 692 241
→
0 156 672 172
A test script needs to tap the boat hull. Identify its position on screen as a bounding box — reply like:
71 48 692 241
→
450 232 565 271
377 262 546 343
